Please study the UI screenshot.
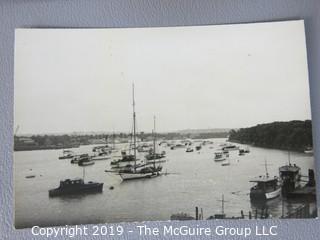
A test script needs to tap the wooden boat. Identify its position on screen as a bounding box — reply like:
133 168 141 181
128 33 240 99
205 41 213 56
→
250 160 281 201
250 176 281 201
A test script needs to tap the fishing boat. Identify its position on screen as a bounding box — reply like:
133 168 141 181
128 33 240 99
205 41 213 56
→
58 150 74 160
214 152 226 161
118 84 162 180
244 147 250 153
250 160 281 201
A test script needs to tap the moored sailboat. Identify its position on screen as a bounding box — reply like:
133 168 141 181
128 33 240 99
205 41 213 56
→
118 84 163 180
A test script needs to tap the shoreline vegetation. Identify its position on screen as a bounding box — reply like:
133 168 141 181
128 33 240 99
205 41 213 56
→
14 130 228 151
14 120 313 152
228 120 313 152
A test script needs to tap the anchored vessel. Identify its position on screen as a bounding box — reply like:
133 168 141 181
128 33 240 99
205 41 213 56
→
118 84 162 180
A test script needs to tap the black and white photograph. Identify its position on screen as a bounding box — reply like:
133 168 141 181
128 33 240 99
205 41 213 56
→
14 20 316 228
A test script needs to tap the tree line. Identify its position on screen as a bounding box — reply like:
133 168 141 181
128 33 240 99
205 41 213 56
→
228 120 313 152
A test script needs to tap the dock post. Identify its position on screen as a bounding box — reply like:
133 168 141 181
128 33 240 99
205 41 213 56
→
241 210 244 219
195 207 199 220
249 211 252 219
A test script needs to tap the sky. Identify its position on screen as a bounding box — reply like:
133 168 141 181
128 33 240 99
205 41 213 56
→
14 20 311 134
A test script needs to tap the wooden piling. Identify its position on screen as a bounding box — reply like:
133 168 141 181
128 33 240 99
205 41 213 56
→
195 206 199 220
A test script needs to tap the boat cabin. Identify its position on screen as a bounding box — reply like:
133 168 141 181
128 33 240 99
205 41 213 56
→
250 176 279 191
59 178 84 188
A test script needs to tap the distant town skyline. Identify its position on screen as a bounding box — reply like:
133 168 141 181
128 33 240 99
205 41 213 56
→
14 21 311 134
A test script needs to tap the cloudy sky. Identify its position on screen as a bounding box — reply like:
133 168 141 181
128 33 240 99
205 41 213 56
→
14 20 311 134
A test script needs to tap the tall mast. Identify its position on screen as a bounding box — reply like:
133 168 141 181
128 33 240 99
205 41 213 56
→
153 116 156 154
132 83 137 171
217 194 226 215
112 129 115 150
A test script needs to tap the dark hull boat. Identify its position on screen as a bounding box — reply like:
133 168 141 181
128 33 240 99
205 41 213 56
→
49 178 103 197
250 182 281 201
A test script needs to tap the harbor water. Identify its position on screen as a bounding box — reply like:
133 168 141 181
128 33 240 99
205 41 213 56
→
14 138 315 228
